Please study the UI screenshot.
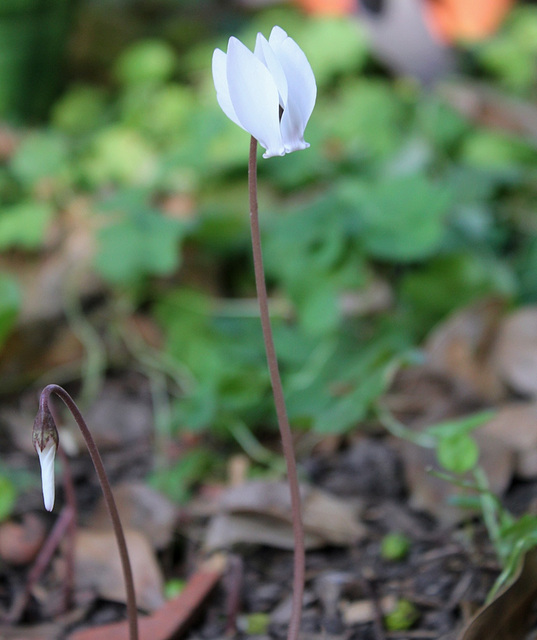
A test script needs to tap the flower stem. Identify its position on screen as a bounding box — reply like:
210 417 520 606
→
39 384 139 640
248 136 305 640
57 446 77 612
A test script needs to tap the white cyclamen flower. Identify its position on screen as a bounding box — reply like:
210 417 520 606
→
36 439 56 512
212 26 316 158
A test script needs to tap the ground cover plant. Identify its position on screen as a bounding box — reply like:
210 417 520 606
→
2 1 537 638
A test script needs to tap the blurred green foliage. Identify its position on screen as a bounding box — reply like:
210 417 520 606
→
0 474 16 523
1 4 537 469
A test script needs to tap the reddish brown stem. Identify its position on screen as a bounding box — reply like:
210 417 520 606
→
4 505 74 624
57 446 77 611
248 136 305 640
39 385 139 640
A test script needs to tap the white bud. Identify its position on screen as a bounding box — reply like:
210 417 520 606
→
37 440 56 511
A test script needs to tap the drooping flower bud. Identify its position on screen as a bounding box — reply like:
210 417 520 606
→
32 404 59 512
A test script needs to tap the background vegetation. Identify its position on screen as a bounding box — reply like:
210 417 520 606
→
2 0 537 503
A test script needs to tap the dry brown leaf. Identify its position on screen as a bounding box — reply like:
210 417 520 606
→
341 595 397 625
89 482 178 550
424 298 506 402
0 623 64 639
75 528 164 612
75 384 154 451
68 553 226 640
440 81 537 139
479 403 537 478
492 307 537 397
0 197 99 327
204 481 365 550
0 514 47 566
0 324 85 395
458 548 537 640
402 434 514 525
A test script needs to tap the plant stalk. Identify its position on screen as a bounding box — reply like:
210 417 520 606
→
40 384 139 640
57 445 77 611
248 136 305 640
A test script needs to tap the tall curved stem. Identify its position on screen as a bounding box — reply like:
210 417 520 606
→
39 384 139 640
248 137 305 640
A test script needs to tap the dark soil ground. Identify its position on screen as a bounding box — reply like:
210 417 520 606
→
1 371 537 640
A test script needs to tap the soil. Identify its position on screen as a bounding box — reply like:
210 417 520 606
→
1 371 537 640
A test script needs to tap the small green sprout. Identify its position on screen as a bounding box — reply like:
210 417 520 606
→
164 578 186 599
384 599 419 631
245 612 270 635
381 532 411 561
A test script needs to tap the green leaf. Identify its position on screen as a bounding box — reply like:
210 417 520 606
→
10 133 68 186
0 274 20 347
341 174 453 262
95 208 185 285
476 7 537 92
0 475 16 522
114 39 176 86
0 202 54 250
120 84 195 141
149 448 216 503
437 433 480 474
83 126 157 186
52 85 107 135
419 96 471 151
297 282 340 336
156 289 221 382
285 329 407 433
461 129 537 169
400 253 514 337
426 411 495 440
321 80 406 158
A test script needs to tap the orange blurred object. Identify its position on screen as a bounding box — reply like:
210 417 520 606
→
425 0 515 42
295 0 356 15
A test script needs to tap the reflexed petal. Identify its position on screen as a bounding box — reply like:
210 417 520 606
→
254 33 288 107
37 440 56 512
269 28 316 151
226 37 285 157
268 25 288 48
278 37 316 129
212 48 243 130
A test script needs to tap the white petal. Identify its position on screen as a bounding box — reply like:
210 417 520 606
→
226 37 285 157
268 29 316 152
212 48 244 130
254 33 288 107
268 25 288 48
37 440 56 512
